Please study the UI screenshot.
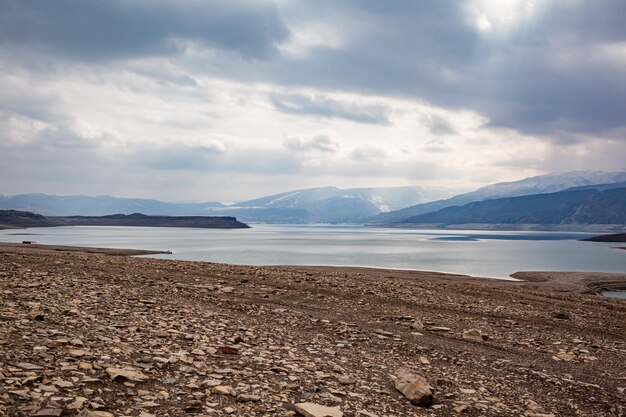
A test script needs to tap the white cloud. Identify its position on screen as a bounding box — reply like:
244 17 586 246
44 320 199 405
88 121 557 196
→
0 0 623 201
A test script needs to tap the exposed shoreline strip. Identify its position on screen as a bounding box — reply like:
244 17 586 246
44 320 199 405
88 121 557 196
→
0 242 171 256
1 241 625 295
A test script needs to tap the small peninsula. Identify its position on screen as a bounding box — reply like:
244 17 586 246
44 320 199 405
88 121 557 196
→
581 232 626 242
0 210 250 230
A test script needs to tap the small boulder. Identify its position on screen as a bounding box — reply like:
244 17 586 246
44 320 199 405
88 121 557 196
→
410 319 424 330
106 366 148 382
294 402 343 417
462 329 484 342
393 369 434 407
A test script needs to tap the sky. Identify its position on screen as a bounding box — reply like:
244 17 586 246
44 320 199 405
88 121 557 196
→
0 0 625 202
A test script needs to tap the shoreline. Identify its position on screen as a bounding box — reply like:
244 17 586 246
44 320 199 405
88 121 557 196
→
0 241 172 256
2 241 626 294
0 248 625 416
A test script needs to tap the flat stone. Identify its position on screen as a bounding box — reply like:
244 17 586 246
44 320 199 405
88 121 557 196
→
462 329 483 343
427 326 452 332
213 385 236 396
294 402 343 417
238 394 261 402
106 366 148 382
17 362 43 370
68 349 88 357
76 411 115 417
393 369 434 407
411 319 424 330
33 409 63 417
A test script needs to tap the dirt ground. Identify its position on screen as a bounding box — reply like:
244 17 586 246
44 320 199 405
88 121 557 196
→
0 245 624 416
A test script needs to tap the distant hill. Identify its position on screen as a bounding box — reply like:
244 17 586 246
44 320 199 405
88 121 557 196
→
0 210 67 229
369 170 626 224
224 186 444 223
398 187 626 227
0 210 249 230
0 186 447 224
59 213 250 229
0 194 225 217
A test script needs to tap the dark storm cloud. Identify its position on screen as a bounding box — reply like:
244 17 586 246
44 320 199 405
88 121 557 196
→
270 93 392 125
267 0 626 137
1 0 625 142
0 0 289 60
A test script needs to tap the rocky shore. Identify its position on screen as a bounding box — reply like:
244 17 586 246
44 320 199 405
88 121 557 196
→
0 248 625 416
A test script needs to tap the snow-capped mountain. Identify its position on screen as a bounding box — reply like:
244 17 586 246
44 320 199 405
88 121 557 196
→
369 170 626 223
236 186 445 212
221 186 448 223
0 186 447 224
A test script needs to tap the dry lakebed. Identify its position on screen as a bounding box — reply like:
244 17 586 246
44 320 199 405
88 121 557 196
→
0 243 625 416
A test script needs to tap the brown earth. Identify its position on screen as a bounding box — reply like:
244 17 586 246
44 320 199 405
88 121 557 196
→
0 246 625 417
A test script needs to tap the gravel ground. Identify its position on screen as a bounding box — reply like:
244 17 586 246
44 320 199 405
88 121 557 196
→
0 249 625 417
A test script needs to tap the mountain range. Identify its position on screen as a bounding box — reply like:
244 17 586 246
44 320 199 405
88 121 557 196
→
2 170 625 227
398 183 626 227
368 170 626 224
0 186 443 224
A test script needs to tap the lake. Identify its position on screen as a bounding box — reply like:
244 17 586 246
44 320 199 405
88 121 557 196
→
1 224 625 279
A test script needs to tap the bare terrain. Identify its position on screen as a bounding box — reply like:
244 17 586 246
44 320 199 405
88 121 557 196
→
0 246 625 417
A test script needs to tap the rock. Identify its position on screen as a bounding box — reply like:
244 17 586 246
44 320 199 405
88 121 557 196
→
105 366 148 382
462 328 483 342
356 410 379 417
68 349 88 357
219 346 239 355
454 404 470 413
337 375 352 385
427 326 451 332
76 411 115 417
17 362 43 370
554 351 576 361
393 369 434 406
410 319 424 330
213 385 237 396
9 390 30 399
33 409 63 417
294 402 343 417
239 394 261 402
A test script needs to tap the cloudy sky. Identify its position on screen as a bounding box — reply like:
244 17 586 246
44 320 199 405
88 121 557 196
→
1 0 625 201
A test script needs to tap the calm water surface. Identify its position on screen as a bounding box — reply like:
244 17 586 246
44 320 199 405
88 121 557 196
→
1 224 625 279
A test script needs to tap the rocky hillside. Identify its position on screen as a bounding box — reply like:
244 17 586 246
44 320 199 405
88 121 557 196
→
399 187 626 227
369 170 626 224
